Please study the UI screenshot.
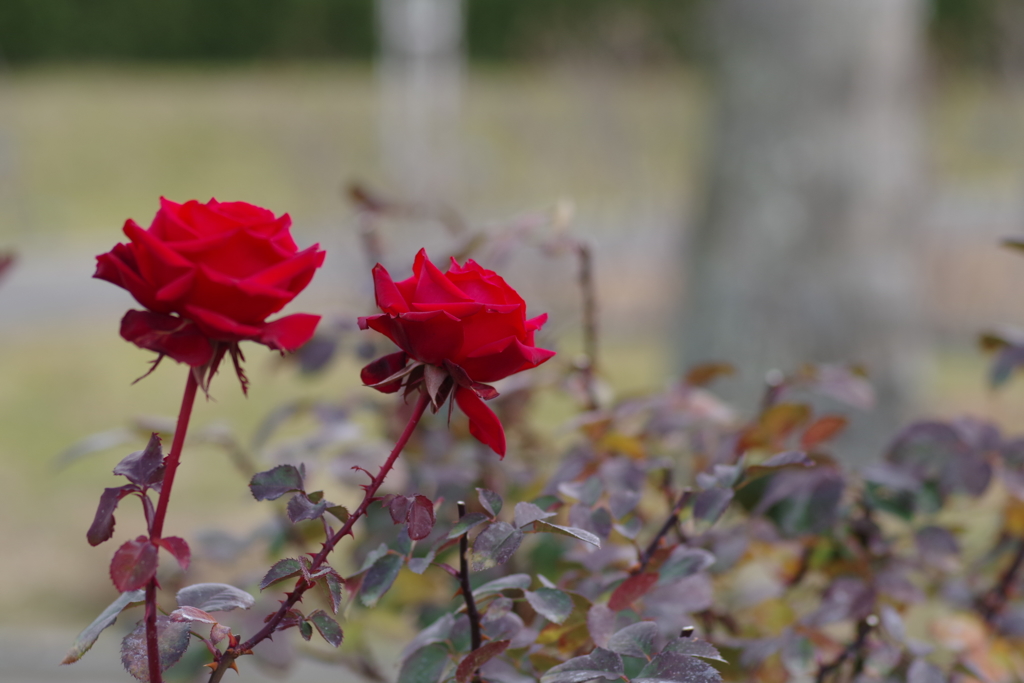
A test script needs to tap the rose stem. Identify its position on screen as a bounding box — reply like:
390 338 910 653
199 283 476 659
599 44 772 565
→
145 370 200 683
635 489 692 574
457 501 483 660
208 391 431 683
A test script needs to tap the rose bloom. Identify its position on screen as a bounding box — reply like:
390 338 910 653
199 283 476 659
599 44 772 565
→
95 198 325 375
360 249 555 456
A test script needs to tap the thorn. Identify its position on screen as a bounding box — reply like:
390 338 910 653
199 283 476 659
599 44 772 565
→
203 662 218 670
229 660 240 673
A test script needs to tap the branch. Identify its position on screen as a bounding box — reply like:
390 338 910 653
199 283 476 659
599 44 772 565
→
635 490 692 574
815 618 873 683
207 391 432 683
978 536 1024 622
457 501 483 682
576 243 600 411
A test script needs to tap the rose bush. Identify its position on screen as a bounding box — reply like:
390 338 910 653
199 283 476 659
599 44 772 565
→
95 198 325 370
359 248 555 456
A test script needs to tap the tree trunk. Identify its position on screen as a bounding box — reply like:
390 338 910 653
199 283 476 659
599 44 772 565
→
680 0 927 448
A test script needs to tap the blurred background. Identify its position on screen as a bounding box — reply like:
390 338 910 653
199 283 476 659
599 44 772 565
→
4 0 1024 679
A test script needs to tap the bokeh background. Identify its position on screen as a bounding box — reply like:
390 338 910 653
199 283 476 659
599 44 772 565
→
4 0 1024 680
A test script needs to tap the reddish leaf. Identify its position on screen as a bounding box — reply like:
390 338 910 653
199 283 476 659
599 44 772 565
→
456 640 511 683
608 573 659 612
360 351 411 393
169 606 216 623
684 362 735 387
408 495 436 541
87 485 137 547
800 415 848 450
113 433 165 487
110 536 159 592
383 495 413 524
158 536 190 571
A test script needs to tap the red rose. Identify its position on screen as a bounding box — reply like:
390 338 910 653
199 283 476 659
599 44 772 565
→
359 249 555 456
95 198 325 375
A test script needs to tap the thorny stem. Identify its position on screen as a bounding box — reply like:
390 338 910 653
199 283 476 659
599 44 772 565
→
979 536 1024 622
457 501 483 670
144 370 200 683
208 391 432 683
636 490 692 574
577 243 599 411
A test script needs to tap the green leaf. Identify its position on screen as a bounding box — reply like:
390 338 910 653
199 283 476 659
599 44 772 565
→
249 465 304 501
359 552 404 607
446 512 490 539
634 650 723 683
326 504 350 523
607 622 659 660
320 572 344 613
525 588 574 624
456 640 511 683
470 522 524 572
176 583 254 612
120 616 192 681
62 590 145 665
298 619 313 641
359 542 391 573
473 573 532 598
308 609 344 647
541 647 624 683
477 488 503 517
398 643 451 683
260 558 303 590
534 521 601 548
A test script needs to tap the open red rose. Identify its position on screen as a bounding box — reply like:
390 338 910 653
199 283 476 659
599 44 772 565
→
359 249 555 456
95 198 325 376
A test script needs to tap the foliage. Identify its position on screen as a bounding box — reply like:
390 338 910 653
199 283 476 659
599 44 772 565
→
64 187 1024 682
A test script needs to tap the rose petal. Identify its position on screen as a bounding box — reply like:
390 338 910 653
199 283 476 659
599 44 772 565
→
360 351 410 393
363 311 465 367
258 313 321 352
460 336 556 383
372 263 410 314
94 246 164 313
412 250 473 304
120 310 214 367
123 220 193 286
455 386 506 457
184 303 264 341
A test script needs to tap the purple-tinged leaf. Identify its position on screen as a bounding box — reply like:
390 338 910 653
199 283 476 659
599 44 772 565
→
446 512 489 539
609 573 659 612
473 573 532 598
62 589 145 665
534 521 601 548
664 636 726 662
308 609 344 647
359 552 404 607
260 558 302 590
880 605 906 642
807 577 873 626
209 623 231 646
607 622 659 660
120 616 192 681
401 613 456 660
408 495 436 541
693 488 733 525
383 494 413 524
287 493 328 523
908 658 945 683
633 650 723 683
158 537 190 571
587 604 617 648
87 485 137 547
915 525 959 561
113 433 165 487
802 363 875 410
525 588 574 624
541 647 624 683
169 606 217 623
249 465 304 501
320 571 344 613
398 643 449 683
477 488 503 517
659 546 717 584
484 596 515 622
470 522 524 571
176 583 254 612
408 550 436 575
456 640 511 683
110 536 158 592
514 501 557 528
